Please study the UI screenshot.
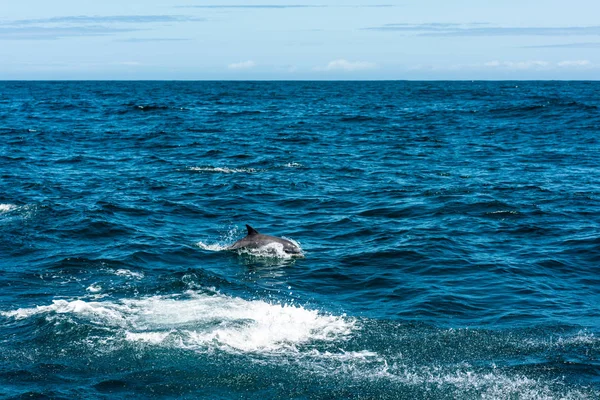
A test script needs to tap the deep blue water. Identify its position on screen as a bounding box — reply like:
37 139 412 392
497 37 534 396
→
1 81 599 399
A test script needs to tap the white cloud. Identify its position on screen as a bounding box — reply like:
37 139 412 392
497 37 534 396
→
557 60 591 67
365 23 600 37
482 60 593 70
483 60 501 67
227 60 256 70
316 59 377 72
280 64 298 73
483 60 549 70
505 60 549 69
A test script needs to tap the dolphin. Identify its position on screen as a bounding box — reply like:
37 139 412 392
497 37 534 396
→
227 225 303 256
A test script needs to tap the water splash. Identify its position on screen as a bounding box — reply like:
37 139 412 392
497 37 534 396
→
113 269 144 279
1 290 355 354
196 225 242 252
235 241 304 260
0 203 17 213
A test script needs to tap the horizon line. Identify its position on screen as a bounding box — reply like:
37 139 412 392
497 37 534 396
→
1 78 599 82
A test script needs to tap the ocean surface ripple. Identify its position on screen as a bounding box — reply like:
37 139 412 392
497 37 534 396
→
1 81 599 399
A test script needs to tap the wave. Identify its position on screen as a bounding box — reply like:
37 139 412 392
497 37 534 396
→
189 166 257 174
0 203 40 221
348 364 594 400
86 284 102 293
132 104 171 111
1 290 354 354
112 269 145 279
284 162 303 168
0 203 17 213
1 291 596 397
488 100 598 117
521 330 597 349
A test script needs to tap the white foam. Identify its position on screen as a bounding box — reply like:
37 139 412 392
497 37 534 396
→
302 349 380 362
1 291 355 353
126 331 172 344
1 299 128 325
238 242 295 259
189 166 256 174
434 370 589 400
0 204 38 221
236 238 303 260
1 295 592 397
86 284 102 293
284 162 303 168
113 269 144 279
487 210 519 215
556 330 596 345
196 241 229 251
0 204 17 213
523 330 597 348
334 362 592 400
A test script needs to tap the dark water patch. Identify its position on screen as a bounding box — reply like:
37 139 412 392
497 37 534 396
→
129 104 171 112
357 206 419 219
4 391 72 400
46 256 132 272
94 201 153 217
187 127 226 134
94 379 131 393
45 219 136 240
226 153 253 159
487 99 599 119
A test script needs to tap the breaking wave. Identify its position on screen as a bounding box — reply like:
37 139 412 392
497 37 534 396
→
189 166 257 174
0 203 17 213
1 290 353 354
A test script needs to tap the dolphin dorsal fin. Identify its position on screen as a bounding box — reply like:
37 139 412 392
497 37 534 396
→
246 224 260 235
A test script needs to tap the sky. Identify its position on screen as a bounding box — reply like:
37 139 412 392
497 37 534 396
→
1 0 599 80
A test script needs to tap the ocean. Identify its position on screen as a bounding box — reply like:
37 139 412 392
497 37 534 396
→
0 81 599 399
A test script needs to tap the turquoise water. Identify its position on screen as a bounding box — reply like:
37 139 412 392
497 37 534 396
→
1 81 599 399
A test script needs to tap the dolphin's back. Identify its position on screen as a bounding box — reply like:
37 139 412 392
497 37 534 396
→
226 225 302 255
229 233 289 249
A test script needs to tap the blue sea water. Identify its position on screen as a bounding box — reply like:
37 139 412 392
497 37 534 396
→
0 81 599 399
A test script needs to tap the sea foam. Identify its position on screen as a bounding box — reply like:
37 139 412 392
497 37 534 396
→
1 291 354 353
0 204 17 213
189 166 257 174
